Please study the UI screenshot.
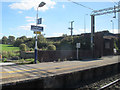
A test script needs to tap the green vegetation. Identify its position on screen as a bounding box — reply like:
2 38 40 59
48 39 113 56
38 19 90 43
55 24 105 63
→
114 40 119 50
20 44 27 51
0 44 19 52
12 58 35 65
0 35 91 51
2 51 20 59
0 44 20 60
0 31 120 64
47 44 56 50
2 58 36 65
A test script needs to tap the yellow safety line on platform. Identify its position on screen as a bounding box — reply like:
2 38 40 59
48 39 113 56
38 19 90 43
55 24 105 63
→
47 64 91 72
1 74 23 79
0 62 84 74
1 59 104 74
1 64 92 79
1 59 105 74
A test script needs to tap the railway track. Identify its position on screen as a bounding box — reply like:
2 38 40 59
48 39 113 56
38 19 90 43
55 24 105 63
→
76 73 120 90
99 79 120 90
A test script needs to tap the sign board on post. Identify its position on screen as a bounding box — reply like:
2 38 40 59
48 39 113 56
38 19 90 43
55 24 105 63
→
76 43 80 60
34 31 41 34
76 43 81 48
31 25 43 32
37 18 42 24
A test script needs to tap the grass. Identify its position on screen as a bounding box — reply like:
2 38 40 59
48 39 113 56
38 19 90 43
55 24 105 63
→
0 44 20 52
0 60 2 63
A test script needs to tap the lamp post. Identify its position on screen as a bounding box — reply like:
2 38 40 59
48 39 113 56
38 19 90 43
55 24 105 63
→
34 2 46 64
84 14 88 33
111 20 114 33
118 1 120 33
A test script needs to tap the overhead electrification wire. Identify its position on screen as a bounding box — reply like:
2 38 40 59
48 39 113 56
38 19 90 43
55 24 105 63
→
68 0 94 11
110 0 118 5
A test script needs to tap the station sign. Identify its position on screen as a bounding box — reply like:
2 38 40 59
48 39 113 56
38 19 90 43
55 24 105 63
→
31 25 43 32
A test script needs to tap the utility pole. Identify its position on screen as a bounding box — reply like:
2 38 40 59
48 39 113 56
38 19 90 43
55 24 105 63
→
111 20 114 33
84 14 88 33
118 1 120 33
68 21 74 36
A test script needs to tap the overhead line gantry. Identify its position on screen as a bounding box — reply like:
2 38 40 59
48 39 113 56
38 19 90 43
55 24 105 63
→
91 2 120 58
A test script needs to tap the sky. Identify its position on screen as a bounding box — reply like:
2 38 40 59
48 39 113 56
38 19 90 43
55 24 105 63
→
0 0 119 39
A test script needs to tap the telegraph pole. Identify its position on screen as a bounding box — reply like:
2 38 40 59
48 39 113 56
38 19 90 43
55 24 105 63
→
68 21 74 36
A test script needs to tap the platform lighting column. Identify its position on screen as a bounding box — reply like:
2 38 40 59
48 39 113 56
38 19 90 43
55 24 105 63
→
34 2 46 64
118 1 120 33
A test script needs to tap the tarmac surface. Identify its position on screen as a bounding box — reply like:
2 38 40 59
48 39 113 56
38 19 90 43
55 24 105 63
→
0 55 119 85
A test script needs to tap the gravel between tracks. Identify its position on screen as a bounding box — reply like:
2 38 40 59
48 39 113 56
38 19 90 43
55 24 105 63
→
76 73 120 90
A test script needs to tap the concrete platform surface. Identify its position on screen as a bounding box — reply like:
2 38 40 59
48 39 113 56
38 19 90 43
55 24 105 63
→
0 55 119 85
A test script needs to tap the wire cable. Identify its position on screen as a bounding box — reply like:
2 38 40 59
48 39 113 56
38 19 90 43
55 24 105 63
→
68 0 94 11
110 0 118 5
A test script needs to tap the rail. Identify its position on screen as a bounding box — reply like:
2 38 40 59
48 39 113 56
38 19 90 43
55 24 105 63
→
99 79 120 90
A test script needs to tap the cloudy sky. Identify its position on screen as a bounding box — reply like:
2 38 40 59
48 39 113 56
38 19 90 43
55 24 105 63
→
1 0 119 38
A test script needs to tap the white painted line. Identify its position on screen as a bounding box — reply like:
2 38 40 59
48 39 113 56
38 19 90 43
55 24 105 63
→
4 69 13 72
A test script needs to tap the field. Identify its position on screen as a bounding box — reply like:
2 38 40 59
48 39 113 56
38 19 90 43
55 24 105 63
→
0 44 20 52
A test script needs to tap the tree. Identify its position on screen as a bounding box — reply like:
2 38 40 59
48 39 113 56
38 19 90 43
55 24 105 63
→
62 34 67 37
47 44 56 50
0 39 2 44
8 36 15 45
26 38 34 48
13 39 23 47
2 36 8 44
19 44 27 51
19 36 27 41
59 36 73 50
37 35 48 49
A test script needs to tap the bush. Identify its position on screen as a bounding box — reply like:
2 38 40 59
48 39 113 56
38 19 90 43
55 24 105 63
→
11 56 19 60
3 58 7 62
2 51 8 58
47 44 56 50
20 44 27 51
30 48 34 51
2 51 20 59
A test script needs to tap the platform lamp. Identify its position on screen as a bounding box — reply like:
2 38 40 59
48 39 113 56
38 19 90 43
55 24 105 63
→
34 2 46 64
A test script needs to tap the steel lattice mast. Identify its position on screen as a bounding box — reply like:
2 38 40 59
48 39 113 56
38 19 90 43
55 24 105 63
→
90 2 120 58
